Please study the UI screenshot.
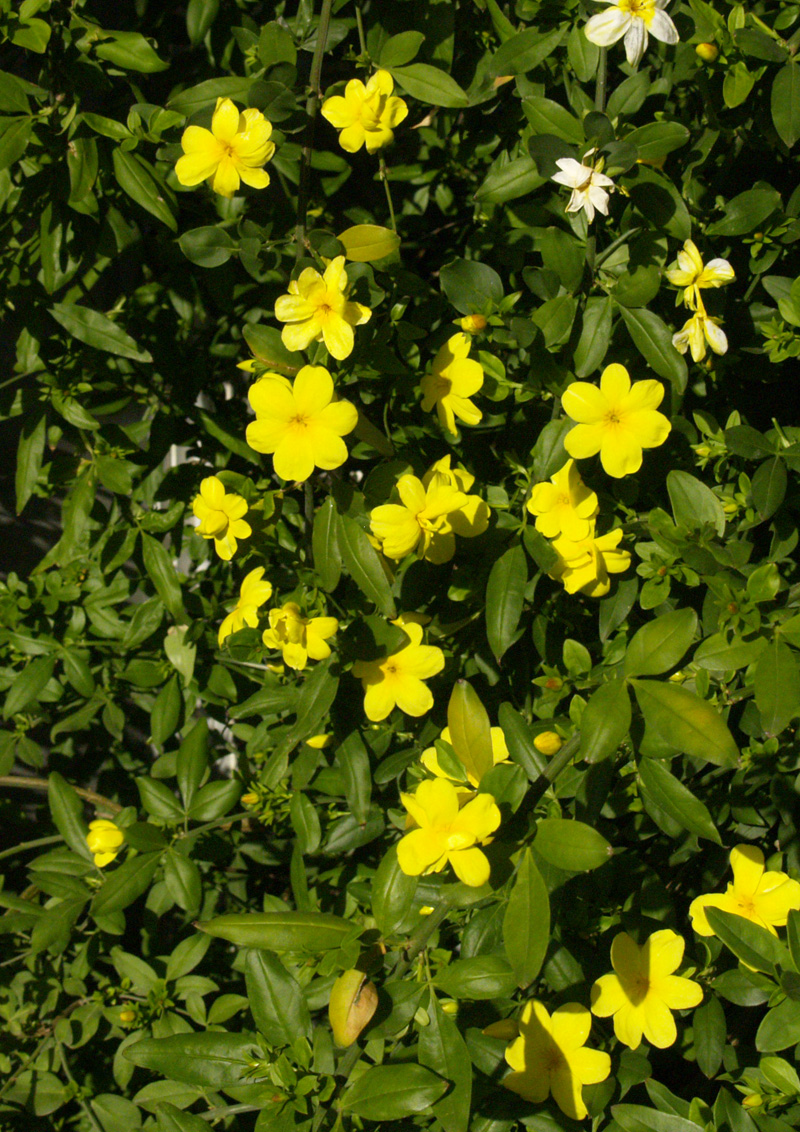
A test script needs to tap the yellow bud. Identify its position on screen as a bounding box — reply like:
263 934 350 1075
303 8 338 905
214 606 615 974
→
441 1000 459 1015
742 1095 762 1110
419 905 435 915
534 731 563 756
86 820 125 868
328 970 378 1047
241 793 259 805
695 445 711 457
118 1009 136 1023
695 42 719 62
457 314 487 333
305 734 333 749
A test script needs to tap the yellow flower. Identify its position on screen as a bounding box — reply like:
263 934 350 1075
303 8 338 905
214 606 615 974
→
174 98 275 198
397 777 501 887
192 476 252 560
689 845 800 938
664 239 735 311
218 567 273 646
86 819 124 868
370 459 489 565
274 256 371 361
306 734 333 749
549 525 631 597
262 602 338 671
591 930 703 1050
457 314 488 333
353 620 444 721
501 1000 611 1120
534 731 563 756
321 70 408 154
527 459 599 541
419 333 484 437
421 725 510 787
562 363 671 479
246 366 358 483
672 310 728 362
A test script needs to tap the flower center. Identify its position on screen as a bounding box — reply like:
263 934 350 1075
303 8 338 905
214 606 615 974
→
737 896 757 917
544 1044 565 1074
290 413 310 429
202 508 229 537
577 173 595 192
604 410 623 428
556 493 571 509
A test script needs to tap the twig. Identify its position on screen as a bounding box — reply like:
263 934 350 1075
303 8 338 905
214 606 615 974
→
0 776 123 814
295 0 334 260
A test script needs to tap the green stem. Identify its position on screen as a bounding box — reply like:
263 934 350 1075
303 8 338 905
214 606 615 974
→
594 47 608 113
0 776 123 813
394 898 452 979
0 834 62 863
594 226 642 269
181 810 250 844
379 157 397 231
355 4 367 55
295 0 334 261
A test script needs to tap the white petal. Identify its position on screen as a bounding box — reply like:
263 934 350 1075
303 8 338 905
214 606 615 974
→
552 158 588 187
591 171 616 188
624 19 648 67
582 193 596 224
585 8 631 47
649 10 680 45
588 185 610 215
704 320 728 355
703 258 735 285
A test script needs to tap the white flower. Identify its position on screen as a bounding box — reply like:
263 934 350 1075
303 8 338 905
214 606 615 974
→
584 0 679 69
672 310 728 362
551 156 615 224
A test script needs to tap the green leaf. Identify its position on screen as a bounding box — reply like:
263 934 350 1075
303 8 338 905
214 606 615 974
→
342 1064 448 1121
95 31 167 71
723 61 756 109
707 187 782 237
379 31 426 68
574 296 613 377
617 305 688 391
693 995 726 1077
243 323 304 374
124 1032 259 1087
751 457 787 522
47 772 91 858
694 633 766 672
167 77 253 116
447 680 494 785
337 224 400 263
579 679 631 764
756 996 800 1053
705 907 789 974
632 680 738 766
312 496 342 592
638 759 721 844
772 65 800 149
0 116 32 171
389 63 468 108
49 302 152 363
337 513 396 618
337 729 372 824
435 956 517 1000
498 703 547 781
522 97 583 144
14 408 46 515
186 0 220 46
759 1055 800 1095
91 852 161 917
754 639 800 736
156 1103 210 1132
534 818 612 872
163 850 201 913
503 849 550 988
626 164 692 242
488 25 566 77
440 258 503 315
485 541 527 662
197 911 353 952
419 994 472 1132
625 121 690 162
624 608 698 677
176 719 209 809
532 295 578 349
567 24 600 82
475 155 546 204
612 1106 704 1132
372 847 418 936
667 471 725 536
245 949 311 1047
141 534 187 622
4 654 56 718
178 226 236 268
112 148 177 232
271 656 339 760
734 28 788 63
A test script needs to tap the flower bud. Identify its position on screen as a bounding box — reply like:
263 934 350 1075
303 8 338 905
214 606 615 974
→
328 970 378 1047
457 314 487 333
118 1009 136 1024
742 1095 762 1109
241 793 259 805
86 820 124 868
534 731 563 756
695 42 719 62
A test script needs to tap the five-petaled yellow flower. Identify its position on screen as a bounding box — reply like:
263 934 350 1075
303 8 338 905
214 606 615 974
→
321 70 408 154
549 526 631 597
397 777 501 887
419 333 484 437
591 930 703 1050
499 1000 611 1120
274 256 371 361
672 310 728 362
246 367 358 483
563 363 672 479
689 844 800 938
87 819 125 868
175 98 275 198
421 725 509 787
665 239 735 311
192 476 252 560
527 459 599 542
353 619 444 721
261 602 338 671
218 567 273 646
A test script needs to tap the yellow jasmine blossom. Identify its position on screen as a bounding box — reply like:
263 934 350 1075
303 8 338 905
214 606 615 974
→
419 333 484 437
689 845 800 938
262 602 338 671
457 314 488 334
192 475 252 560
534 731 563 756
584 0 679 69
246 366 358 483
86 819 124 868
321 70 408 154
549 525 631 598
353 620 444 721
665 239 735 311
527 459 599 541
426 456 492 538
672 310 728 362
274 256 371 361
175 98 275 198
563 363 672 479
421 725 510 787
218 567 273 646
397 777 501 887
591 930 703 1050
501 1000 611 1120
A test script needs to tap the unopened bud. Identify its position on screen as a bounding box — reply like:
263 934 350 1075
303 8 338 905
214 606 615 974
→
695 42 719 62
118 1009 136 1023
534 731 563 756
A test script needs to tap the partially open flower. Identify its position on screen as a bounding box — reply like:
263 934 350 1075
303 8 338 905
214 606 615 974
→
527 459 599 542
86 819 124 868
551 152 615 224
672 310 728 362
321 70 408 154
419 333 484 437
192 476 252 561
261 602 338 671
584 0 679 69
218 568 273 646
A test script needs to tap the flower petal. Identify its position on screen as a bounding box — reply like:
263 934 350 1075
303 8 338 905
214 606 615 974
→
731 844 765 900
550 1064 587 1121
397 828 445 876
562 381 608 424
649 9 679 44
644 929 684 979
175 149 220 186
689 891 742 936
623 18 648 67
653 975 703 1010
584 7 631 47
321 315 355 360
449 846 491 887
570 1047 611 1086
564 422 606 460
394 675 434 717
641 993 678 1048
550 1002 591 1050
591 973 628 1017
211 98 240 143
600 428 643 478
273 432 315 482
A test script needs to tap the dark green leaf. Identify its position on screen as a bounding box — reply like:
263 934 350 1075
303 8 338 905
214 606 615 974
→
579 679 631 764
91 852 161 917
754 639 800 736
419 994 472 1132
534 818 612 872
197 911 353 952
503 849 550 987
124 1032 259 1086
245 949 311 1047
624 609 698 677
342 1064 447 1120
485 542 527 662
338 513 396 618
638 759 721 844
49 302 152 363
632 680 738 766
